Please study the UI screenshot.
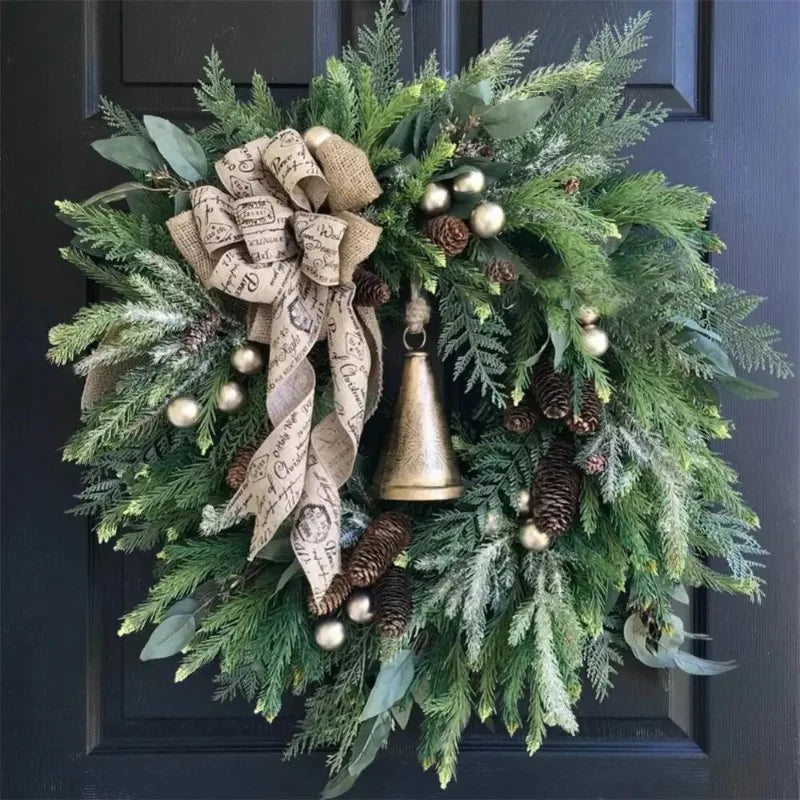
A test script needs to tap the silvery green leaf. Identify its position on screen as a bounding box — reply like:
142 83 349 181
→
174 190 191 214
256 536 295 563
547 317 569 368
452 79 492 119
139 614 196 661
481 96 553 140
672 651 737 676
91 135 164 172
321 713 392 799
719 375 778 400
673 316 722 342
163 597 200 619
271 561 301 599
385 111 417 153
689 332 736 376
623 614 671 669
84 182 149 206
360 649 415 721
143 115 208 182
670 583 690 604
390 695 413 730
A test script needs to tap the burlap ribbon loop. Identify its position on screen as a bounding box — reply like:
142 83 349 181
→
165 129 384 600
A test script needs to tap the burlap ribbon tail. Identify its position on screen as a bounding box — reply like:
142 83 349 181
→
166 129 383 600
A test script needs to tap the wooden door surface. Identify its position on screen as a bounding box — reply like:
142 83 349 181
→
2 2 798 798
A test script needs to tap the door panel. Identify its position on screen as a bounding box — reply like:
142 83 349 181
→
2 1 797 799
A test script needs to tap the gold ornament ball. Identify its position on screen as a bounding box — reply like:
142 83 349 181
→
303 125 333 155
452 168 486 195
313 617 347 651
582 324 610 357
578 306 600 326
230 343 264 375
215 381 246 413
345 589 375 624
518 519 550 552
419 182 451 216
485 510 500 534
516 489 531 515
469 201 505 238
166 396 201 428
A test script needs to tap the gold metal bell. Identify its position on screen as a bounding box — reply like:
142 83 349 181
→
372 349 463 501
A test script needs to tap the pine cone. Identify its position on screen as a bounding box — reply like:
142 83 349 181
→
530 359 571 419
180 311 222 355
504 400 538 435
484 259 517 287
566 381 601 435
307 573 352 616
354 268 391 307
375 566 412 638
307 548 355 616
225 443 258 490
347 511 412 587
581 453 606 475
425 215 470 258
563 178 580 194
531 439 581 537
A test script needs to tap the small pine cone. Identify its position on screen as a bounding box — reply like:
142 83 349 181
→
180 311 222 355
353 268 391 307
563 178 580 194
565 381 601 435
478 144 495 158
581 453 606 475
425 215 470 258
306 548 354 616
504 401 538 435
531 439 581 537
375 566 413 638
484 259 517 287
530 359 571 419
307 573 352 616
225 443 258 490
347 511 412 587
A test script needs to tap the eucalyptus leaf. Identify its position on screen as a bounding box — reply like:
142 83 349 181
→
91 135 164 172
360 649 415 721
320 769 356 800
690 332 736 377
140 613 196 661
521 339 549 369
602 222 632 254
719 375 778 399
448 192 483 219
390 695 413 730
385 111 417 154
143 115 208 182
69 233 106 257
672 651 737 676
163 597 201 619
174 190 191 214
674 315 722 342
452 79 492 119
84 182 149 206
255 536 295 563
413 109 431 155
670 583 690 605
271 560 302 599
481 96 553 140
547 318 569 368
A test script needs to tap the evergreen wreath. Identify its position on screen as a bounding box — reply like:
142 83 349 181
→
49 5 791 795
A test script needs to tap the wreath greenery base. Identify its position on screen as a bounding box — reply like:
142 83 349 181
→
48 4 790 795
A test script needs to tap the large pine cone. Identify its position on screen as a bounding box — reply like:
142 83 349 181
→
484 259 517 287
375 566 413 638
504 400 538 435
531 439 581 537
425 215 470 257
530 359 571 419
353 268 391 307
180 311 222 356
225 443 258 490
347 511 412 587
566 381 601 435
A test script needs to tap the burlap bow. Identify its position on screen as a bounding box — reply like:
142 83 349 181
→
166 129 384 600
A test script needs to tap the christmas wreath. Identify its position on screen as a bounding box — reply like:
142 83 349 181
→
49 5 791 795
